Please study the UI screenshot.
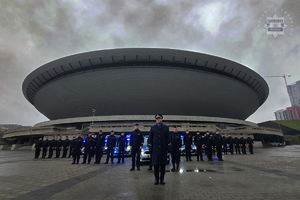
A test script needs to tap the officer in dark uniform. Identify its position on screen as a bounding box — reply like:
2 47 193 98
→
92 135 97 158
211 133 216 155
227 134 233 154
183 130 193 161
62 136 70 158
222 135 227 155
68 136 76 158
194 131 204 161
105 131 117 164
34 138 43 158
95 130 105 164
148 114 171 185
204 132 213 161
233 135 241 154
214 131 223 161
171 127 182 171
72 133 83 164
48 136 56 158
240 135 247 154
246 135 254 154
130 124 144 170
117 132 128 163
41 137 49 158
55 136 63 158
82 133 94 164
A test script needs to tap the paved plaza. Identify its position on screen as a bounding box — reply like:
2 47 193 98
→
0 146 300 200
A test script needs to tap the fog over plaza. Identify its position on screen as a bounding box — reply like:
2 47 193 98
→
0 0 299 126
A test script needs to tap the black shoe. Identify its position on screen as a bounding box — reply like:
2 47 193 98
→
148 168 152 171
189 160 193 161
71 162 75 164
171 168 176 172
201 159 204 161
137 168 140 171
219 159 224 161
94 162 100 164
117 161 120 163
104 162 108 164
81 162 86 164
130 168 135 171
160 181 165 185
154 181 159 185
209 159 213 161
111 162 114 164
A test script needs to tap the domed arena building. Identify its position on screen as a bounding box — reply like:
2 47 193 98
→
2 48 283 150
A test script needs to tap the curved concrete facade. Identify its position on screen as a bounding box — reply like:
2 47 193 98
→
23 48 269 121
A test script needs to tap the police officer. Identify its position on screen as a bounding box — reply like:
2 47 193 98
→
72 133 83 164
194 131 204 161
246 135 254 154
68 136 76 158
171 127 182 171
240 135 247 154
82 133 94 164
95 130 105 164
130 124 144 171
233 135 241 154
148 114 171 185
41 137 49 158
183 130 193 161
227 134 233 154
62 136 70 158
211 133 216 155
55 136 63 158
222 134 227 155
34 138 43 158
204 132 213 161
214 131 223 161
117 132 128 163
92 135 97 158
47 136 56 158
105 131 117 164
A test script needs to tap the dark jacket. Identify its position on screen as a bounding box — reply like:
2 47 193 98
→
183 134 193 146
239 137 246 145
84 136 94 148
56 139 63 148
42 139 49 149
74 137 83 150
214 134 222 146
130 130 144 147
36 140 43 149
70 139 76 149
148 123 171 165
233 137 239 145
63 139 70 148
246 137 254 146
204 135 212 146
194 134 203 147
49 139 56 149
222 136 227 146
171 132 182 150
96 134 105 147
107 135 117 148
227 136 233 145
117 135 128 149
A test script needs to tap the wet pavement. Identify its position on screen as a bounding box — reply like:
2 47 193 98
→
1 146 300 199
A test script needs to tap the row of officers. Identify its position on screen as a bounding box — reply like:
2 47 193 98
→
34 129 254 166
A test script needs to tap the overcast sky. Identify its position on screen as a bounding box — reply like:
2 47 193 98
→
0 0 299 126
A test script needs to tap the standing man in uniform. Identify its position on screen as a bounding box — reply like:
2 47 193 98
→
204 132 213 161
48 136 56 158
68 136 76 158
82 133 94 164
148 114 171 185
95 130 105 164
227 134 233 154
222 134 227 155
211 133 216 156
170 127 182 171
194 131 204 161
246 135 254 154
183 130 193 161
130 124 144 170
72 133 83 164
55 136 63 158
117 132 128 163
240 135 247 154
34 138 43 158
41 137 49 158
105 131 117 164
233 135 241 154
62 136 70 158
214 131 223 161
